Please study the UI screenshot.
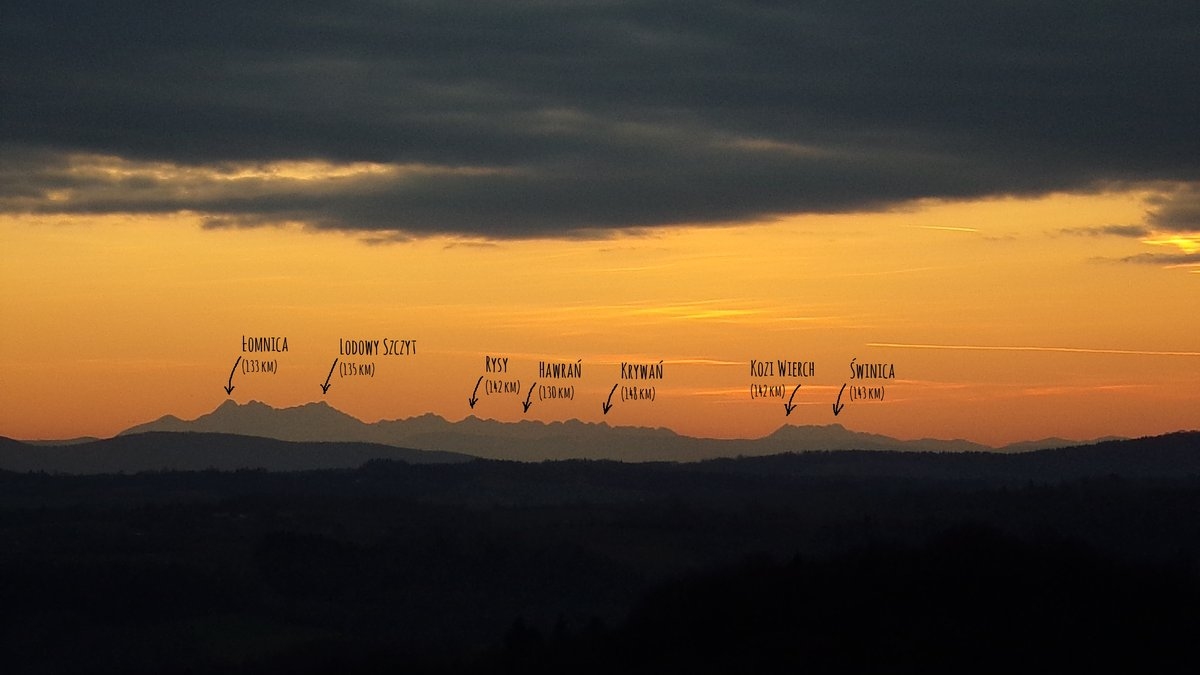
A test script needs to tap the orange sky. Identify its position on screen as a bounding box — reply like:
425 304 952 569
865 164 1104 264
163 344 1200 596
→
2 188 1196 445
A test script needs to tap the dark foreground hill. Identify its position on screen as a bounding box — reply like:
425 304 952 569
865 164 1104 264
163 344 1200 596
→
0 431 1197 674
0 432 471 473
2 429 1196 480
696 430 1200 482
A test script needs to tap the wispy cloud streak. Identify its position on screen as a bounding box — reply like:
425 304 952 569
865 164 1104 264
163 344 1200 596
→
868 343 1200 357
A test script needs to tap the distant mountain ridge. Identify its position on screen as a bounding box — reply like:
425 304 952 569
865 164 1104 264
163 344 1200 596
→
0 432 470 474
112 399 1102 462
2 428 1196 481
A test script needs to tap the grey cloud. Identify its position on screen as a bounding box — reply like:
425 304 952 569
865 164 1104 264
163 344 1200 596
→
1118 252 1200 265
3 1 1199 237
1146 186 1200 232
1059 225 1151 237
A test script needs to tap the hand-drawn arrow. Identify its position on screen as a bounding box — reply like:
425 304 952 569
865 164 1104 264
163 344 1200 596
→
602 383 618 415
224 356 241 395
784 383 801 416
468 375 483 409
320 358 338 395
522 382 536 413
833 383 847 416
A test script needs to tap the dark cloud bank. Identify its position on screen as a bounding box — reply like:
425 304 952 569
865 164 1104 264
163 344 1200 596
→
2 0 1198 238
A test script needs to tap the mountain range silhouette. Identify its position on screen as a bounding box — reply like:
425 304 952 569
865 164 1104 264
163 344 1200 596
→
114 399 1097 462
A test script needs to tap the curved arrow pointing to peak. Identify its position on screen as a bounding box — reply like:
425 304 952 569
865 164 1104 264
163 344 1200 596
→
784 383 801 416
320 358 338 395
522 382 536 413
468 376 483 409
224 356 241 395
602 383 618 415
833 383 847 416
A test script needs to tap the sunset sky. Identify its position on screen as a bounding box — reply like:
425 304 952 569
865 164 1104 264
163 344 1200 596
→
2 1 1197 445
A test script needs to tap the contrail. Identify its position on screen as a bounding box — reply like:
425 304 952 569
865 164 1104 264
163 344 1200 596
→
904 225 980 233
868 342 1200 357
